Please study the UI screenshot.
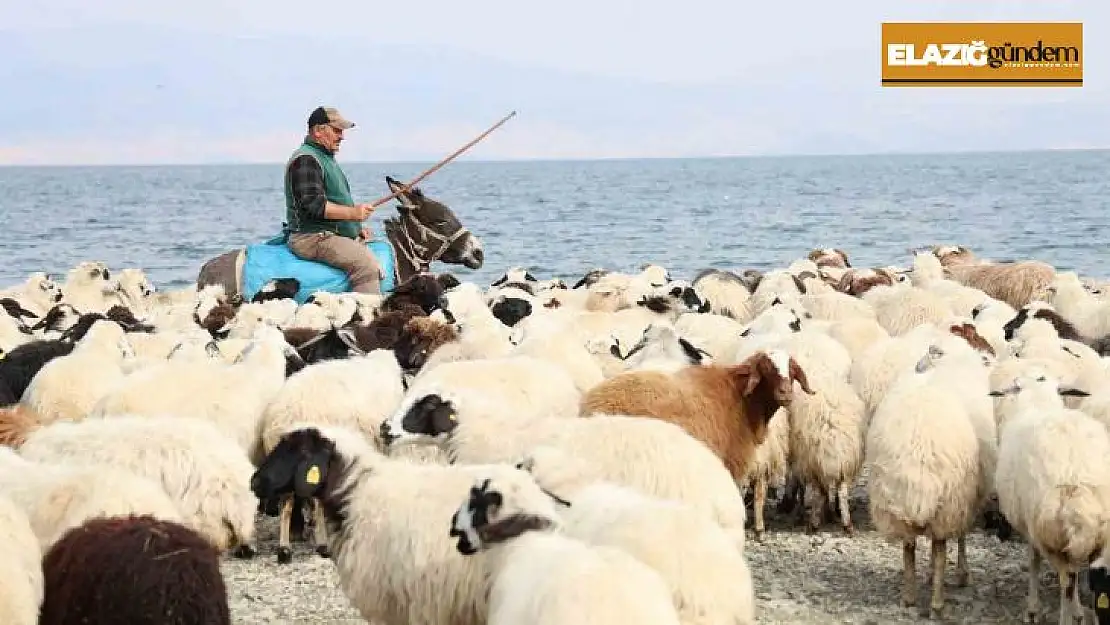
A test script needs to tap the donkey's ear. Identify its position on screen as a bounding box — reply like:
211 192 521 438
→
386 176 409 196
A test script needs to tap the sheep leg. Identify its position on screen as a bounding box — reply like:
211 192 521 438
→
777 473 803 515
804 482 824 533
955 536 969 587
902 538 917 608
929 538 947 619
312 497 330 558
837 481 854 536
1025 546 1041 623
277 494 294 564
1059 569 1082 625
752 475 768 541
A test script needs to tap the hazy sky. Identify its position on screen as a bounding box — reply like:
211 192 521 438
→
0 0 1105 164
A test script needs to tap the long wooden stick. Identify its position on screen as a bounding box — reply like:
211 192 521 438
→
368 110 517 207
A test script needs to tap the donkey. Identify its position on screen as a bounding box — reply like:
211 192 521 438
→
195 176 484 301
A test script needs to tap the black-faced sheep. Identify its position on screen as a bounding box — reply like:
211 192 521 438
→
580 349 814 483
39 514 231 625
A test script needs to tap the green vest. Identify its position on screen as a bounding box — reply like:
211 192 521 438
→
284 139 360 239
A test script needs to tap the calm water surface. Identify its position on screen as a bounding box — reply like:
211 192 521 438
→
1 150 1107 290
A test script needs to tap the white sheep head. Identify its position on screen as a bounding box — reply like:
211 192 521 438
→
989 370 1089 411
26 272 64 305
637 263 671 287
490 266 537 287
609 323 712 370
65 261 120 295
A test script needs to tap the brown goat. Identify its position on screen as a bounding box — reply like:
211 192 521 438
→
580 350 814 482
392 317 460 371
948 322 996 356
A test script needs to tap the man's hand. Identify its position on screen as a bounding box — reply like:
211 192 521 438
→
358 226 373 242
354 203 376 220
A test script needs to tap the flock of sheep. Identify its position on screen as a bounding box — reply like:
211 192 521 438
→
1 244 1110 624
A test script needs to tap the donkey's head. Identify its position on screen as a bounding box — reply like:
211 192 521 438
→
384 176 484 275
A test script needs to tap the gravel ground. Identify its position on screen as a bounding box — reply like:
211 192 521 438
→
221 478 1091 625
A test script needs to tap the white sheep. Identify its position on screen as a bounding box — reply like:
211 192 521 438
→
863 283 953 336
0 494 42 625
518 445 756 624
992 371 1110 623
690 268 752 321
393 354 583 429
380 410 749 553
17 414 258 555
0 272 64 318
865 340 995 617
20 319 136 425
741 406 792 540
800 290 876 322
114 267 156 316
88 325 295 462
60 261 124 314
0 447 184 550
508 331 605 395
450 469 683 625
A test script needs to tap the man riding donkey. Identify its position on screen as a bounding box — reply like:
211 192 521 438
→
283 106 383 294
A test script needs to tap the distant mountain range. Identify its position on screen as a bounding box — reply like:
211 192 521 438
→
1 25 1106 164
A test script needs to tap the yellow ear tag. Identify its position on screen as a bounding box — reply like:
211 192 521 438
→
1098 593 1108 609
305 465 320 485
448 412 457 422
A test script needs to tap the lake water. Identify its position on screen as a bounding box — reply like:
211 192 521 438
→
1 149 1107 291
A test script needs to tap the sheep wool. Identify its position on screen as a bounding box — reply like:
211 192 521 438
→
0 494 42 625
39 515 230 625
449 469 682 625
18 415 258 554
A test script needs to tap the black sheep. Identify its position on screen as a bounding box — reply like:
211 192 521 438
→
39 514 231 625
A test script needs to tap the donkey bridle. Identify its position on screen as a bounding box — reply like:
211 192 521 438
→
393 210 470 274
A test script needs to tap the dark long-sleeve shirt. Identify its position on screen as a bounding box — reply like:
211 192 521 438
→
287 154 327 220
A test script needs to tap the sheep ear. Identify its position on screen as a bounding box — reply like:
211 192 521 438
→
609 338 624 360
1059 388 1091 397
731 364 759 395
677 338 705 364
789 359 815 394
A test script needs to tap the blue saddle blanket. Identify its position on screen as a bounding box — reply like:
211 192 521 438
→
241 235 397 304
